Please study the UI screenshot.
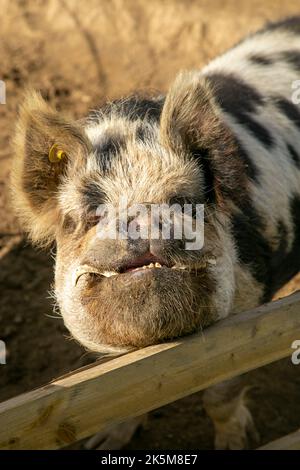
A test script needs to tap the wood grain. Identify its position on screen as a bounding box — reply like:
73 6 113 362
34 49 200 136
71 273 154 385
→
1 291 300 449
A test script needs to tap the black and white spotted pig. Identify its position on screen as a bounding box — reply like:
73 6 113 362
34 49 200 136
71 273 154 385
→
11 16 300 449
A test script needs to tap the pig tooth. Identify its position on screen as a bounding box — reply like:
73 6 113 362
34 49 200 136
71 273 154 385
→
148 263 154 268
155 262 162 268
101 271 118 277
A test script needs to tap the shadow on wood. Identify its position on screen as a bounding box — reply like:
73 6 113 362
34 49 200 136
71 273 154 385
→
1 291 300 449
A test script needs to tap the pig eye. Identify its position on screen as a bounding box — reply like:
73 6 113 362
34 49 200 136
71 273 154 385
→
169 196 194 210
170 196 185 207
169 196 198 219
85 214 102 228
62 214 77 234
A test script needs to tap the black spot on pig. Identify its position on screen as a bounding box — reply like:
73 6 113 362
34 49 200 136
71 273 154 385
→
274 97 300 131
287 143 300 169
249 54 274 66
207 73 274 148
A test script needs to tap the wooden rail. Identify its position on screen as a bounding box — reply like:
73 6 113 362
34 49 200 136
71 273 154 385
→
1 291 300 450
259 429 300 450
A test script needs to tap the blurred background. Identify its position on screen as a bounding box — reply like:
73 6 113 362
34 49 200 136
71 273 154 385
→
1 0 300 449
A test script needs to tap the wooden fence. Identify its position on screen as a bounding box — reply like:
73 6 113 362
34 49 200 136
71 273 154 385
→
1 291 300 450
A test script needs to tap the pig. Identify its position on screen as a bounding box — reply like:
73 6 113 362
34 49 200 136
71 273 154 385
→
11 16 300 449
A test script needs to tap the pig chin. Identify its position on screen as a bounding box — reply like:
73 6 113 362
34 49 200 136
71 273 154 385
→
59 267 216 353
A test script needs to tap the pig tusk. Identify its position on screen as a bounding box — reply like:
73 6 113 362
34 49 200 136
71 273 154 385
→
72 265 115 287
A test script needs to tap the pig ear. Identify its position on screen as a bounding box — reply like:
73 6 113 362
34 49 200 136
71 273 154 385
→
11 90 92 245
160 71 246 205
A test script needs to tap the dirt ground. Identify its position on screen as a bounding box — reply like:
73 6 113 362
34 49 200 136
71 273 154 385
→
1 0 300 450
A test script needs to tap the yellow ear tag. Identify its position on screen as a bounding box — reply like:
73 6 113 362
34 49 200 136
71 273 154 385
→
48 144 66 163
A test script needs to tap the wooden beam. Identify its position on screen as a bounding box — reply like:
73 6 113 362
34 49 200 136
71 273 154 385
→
1 291 300 450
259 429 300 450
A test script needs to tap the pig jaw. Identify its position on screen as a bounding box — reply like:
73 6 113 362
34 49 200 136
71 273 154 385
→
53 219 235 354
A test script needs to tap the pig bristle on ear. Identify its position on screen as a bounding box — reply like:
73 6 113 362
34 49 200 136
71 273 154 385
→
160 70 249 206
160 70 224 152
11 89 91 247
